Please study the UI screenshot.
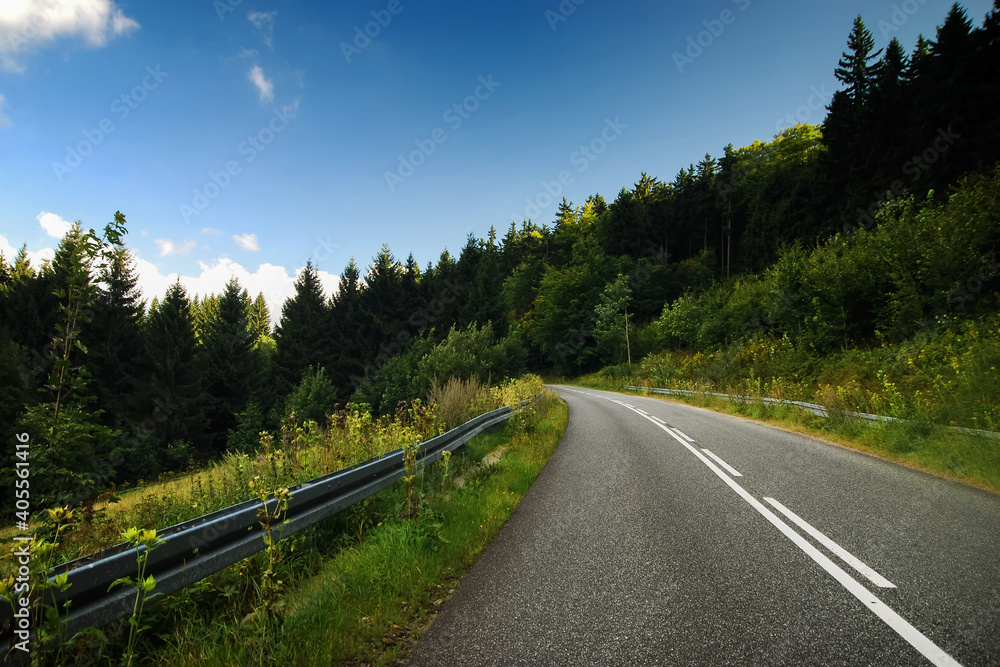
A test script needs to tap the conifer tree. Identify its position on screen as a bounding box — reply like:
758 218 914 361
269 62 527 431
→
129 280 209 468
85 246 144 433
199 278 260 452
274 261 329 394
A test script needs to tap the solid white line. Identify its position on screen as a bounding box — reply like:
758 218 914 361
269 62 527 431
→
701 449 743 477
764 497 896 589
674 428 695 443
651 416 666 425
636 409 649 415
615 404 961 667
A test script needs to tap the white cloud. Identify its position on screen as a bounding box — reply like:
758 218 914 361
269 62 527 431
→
0 0 140 73
0 234 339 327
232 233 259 251
36 211 73 238
247 11 277 49
248 64 273 103
0 234 55 268
0 93 10 128
132 254 339 327
154 238 196 257
202 227 221 235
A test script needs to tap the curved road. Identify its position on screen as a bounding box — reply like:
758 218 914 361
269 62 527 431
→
403 386 1000 666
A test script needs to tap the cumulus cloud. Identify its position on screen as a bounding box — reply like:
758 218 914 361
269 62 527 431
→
0 0 140 73
154 238 196 257
0 234 54 269
232 233 260 251
248 64 273 103
37 211 73 238
132 255 339 327
0 234 339 328
0 93 10 128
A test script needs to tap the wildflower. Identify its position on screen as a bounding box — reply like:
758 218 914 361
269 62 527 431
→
47 506 75 525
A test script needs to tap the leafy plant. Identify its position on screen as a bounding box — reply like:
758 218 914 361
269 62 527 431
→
108 526 162 667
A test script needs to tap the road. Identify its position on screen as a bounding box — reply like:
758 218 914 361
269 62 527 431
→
402 386 1000 666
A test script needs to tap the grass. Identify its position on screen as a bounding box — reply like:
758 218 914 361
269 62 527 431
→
0 376 544 573
2 380 563 665
143 389 567 665
567 374 1000 494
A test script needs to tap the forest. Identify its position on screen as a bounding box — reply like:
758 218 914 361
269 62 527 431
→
1 3 998 510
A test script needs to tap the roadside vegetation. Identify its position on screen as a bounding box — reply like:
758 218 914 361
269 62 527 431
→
0 377 557 664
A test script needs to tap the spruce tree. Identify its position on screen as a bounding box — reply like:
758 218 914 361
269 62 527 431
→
85 246 144 433
274 261 329 395
199 278 259 453
129 280 210 468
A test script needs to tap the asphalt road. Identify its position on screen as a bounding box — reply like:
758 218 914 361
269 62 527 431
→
402 386 1000 666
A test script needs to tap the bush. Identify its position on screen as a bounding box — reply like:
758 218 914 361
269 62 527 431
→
227 400 267 454
284 366 338 426
427 376 491 430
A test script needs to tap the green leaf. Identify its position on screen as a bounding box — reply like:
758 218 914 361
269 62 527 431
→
108 577 133 591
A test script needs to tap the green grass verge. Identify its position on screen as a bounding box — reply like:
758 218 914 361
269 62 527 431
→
567 375 1000 494
145 391 567 666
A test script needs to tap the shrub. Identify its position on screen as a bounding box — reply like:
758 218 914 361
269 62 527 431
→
427 376 491 430
284 366 338 426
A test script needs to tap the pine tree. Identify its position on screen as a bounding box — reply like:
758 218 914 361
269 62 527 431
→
328 258 369 400
834 16 882 105
249 292 272 343
464 228 506 334
129 280 210 468
274 262 329 395
85 246 144 433
199 278 260 452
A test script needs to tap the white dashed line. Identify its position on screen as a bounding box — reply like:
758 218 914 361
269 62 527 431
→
610 399 959 667
701 449 743 477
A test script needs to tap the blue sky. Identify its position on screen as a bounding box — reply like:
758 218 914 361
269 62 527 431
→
1 0 995 320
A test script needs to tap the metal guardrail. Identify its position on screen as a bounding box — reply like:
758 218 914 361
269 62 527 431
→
1 401 529 655
624 385 1000 439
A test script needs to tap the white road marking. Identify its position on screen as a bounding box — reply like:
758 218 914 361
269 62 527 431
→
674 428 695 443
764 497 896 589
651 416 666 425
636 409 649 415
612 402 962 667
701 449 743 477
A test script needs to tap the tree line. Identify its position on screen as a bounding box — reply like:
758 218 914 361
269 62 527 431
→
1 3 997 509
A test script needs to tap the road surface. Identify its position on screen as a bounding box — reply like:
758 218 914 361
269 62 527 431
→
402 386 1000 665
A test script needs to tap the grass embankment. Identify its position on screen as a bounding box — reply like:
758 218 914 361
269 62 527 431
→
152 389 567 665
0 376 540 567
2 379 566 665
567 315 1000 494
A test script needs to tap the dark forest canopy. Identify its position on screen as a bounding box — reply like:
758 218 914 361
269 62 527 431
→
1 3 998 507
